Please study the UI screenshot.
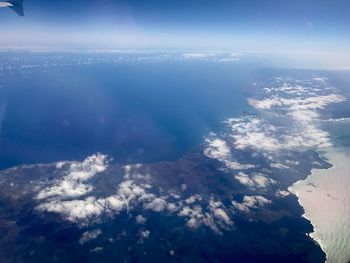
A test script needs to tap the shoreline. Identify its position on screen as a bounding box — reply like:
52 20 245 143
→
289 148 350 263
289 183 328 260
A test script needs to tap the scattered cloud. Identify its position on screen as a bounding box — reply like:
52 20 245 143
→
232 195 271 213
182 53 215 60
79 229 102 245
36 154 109 200
136 215 147 224
275 190 290 198
144 198 168 212
204 136 255 170
36 156 234 233
251 173 276 188
178 199 233 234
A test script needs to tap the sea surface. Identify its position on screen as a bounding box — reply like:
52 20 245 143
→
0 52 253 169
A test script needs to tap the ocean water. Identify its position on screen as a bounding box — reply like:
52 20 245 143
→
290 119 350 263
0 53 253 169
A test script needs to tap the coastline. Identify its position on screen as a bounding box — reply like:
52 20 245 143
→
289 149 350 263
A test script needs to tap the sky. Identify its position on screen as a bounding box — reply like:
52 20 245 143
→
0 0 350 52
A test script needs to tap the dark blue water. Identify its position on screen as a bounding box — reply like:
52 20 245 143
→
0 55 254 169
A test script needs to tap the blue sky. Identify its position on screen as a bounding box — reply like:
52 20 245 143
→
0 0 350 51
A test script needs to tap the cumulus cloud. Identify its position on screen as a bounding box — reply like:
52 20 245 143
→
209 199 233 226
234 172 255 187
185 195 202 204
226 117 282 152
37 197 107 223
178 199 233 234
227 86 345 153
37 176 160 224
36 156 165 225
79 229 102 245
144 198 168 212
136 215 147 224
232 195 271 213
233 171 276 189
36 160 213 230
251 173 276 188
36 154 109 200
204 138 231 160
178 205 207 230
275 190 290 198
204 136 255 170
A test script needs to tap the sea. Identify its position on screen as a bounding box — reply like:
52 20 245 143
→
0 52 253 169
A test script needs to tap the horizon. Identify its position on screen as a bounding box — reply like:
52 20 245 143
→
1 0 349 52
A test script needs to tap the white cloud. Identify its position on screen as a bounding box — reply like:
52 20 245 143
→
144 198 168 212
234 172 255 187
182 53 215 60
227 86 346 153
204 138 231 160
79 229 102 245
251 173 276 188
209 199 233 226
140 230 150 239
217 57 240 63
136 215 147 224
56 162 66 169
313 77 328 82
185 195 202 204
36 159 162 224
178 200 233 234
36 154 109 200
234 169 277 192
37 197 106 223
275 190 290 198
270 163 290 169
204 136 255 170
248 93 345 114
178 205 204 229
226 117 281 152
104 196 125 212
213 208 232 225
232 195 271 213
